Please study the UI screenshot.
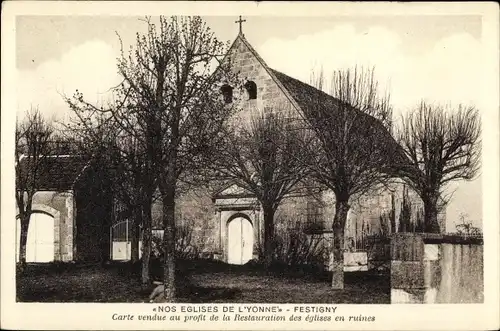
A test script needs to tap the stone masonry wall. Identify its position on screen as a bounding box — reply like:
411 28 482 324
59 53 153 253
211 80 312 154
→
390 233 483 303
150 188 220 256
30 191 75 261
225 36 296 123
175 189 219 256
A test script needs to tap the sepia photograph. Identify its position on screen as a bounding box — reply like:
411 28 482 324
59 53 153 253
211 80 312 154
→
1 1 499 330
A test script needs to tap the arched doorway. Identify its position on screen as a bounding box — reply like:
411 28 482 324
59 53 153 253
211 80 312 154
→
16 212 55 263
227 215 253 265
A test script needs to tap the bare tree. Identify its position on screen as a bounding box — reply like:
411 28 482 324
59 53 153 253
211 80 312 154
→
106 127 155 283
113 136 150 265
15 108 54 270
61 107 124 264
63 83 157 277
65 75 160 284
395 102 481 233
302 66 397 289
455 213 482 236
216 108 311 266
66 16 237 301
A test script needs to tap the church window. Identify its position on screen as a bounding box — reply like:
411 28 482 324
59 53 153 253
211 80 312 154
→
221 84 233 104
244 80 257 100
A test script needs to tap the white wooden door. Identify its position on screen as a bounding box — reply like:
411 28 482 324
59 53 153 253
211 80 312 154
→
227 217 253 265
16 213 54 263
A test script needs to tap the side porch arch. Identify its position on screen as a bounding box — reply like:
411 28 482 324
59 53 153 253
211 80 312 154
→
16 204 61 262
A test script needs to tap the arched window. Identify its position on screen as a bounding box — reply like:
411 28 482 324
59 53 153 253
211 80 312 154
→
244 81 257 100
221 84 233 104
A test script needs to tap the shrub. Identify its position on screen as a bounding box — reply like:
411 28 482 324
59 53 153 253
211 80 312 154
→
262 218 328 270
147 221 203 281
150 222 201 260
455 214 482 236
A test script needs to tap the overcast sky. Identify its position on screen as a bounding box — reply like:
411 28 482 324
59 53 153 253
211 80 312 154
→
15 15 484 230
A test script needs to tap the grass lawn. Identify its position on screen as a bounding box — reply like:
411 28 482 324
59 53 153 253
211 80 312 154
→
16 259 390 303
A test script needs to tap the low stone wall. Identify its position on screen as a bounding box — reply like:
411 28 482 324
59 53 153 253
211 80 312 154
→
301 231 376 272
391 233 483 304
326 252 368 272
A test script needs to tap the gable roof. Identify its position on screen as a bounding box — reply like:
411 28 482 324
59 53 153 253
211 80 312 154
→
269 68 408 165
229 33 303 112
271 68 409 166
17 155 89 191
222 32 409 169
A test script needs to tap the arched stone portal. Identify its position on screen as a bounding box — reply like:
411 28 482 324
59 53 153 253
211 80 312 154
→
227 214 254 265
212 183 262 264
16 204 60 263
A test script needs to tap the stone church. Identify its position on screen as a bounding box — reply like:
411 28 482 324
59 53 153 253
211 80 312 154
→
163 27 447 265
15 24 445 266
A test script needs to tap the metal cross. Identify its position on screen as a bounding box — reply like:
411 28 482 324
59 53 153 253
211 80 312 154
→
235 15 246 34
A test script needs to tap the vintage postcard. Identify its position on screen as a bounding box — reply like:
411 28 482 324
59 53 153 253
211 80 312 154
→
1 1 499 330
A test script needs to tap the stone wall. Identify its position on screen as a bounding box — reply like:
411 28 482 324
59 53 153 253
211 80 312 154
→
29 190 75 261
275 195 321 227
225 36 296 123
175 189 220 256
318 183 449 250
390 233 483 303
150 188 223 257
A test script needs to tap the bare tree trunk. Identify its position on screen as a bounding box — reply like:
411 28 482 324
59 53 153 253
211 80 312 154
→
18 216 30 270
390 194 396 234
263 205 276 268
141 202 152 285
100 189 112 265
423 194 441 233
162 188 176 302
130 207 140 263
331 200 349 289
